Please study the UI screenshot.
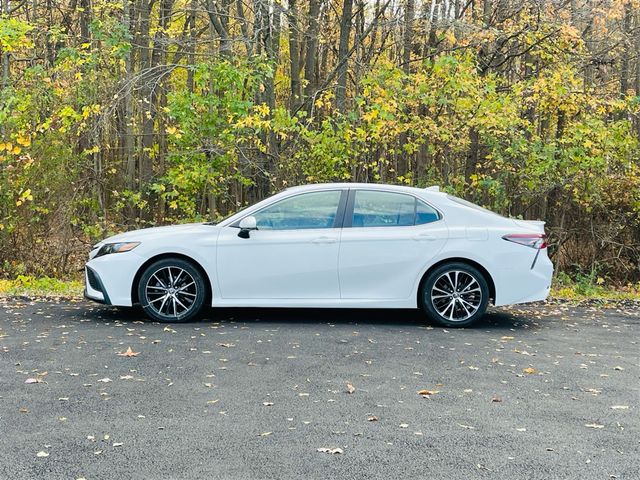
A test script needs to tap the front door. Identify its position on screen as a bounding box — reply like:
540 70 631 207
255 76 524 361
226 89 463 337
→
216 190 346 299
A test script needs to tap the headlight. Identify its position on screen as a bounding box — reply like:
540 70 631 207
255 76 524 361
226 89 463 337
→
94 241 140 258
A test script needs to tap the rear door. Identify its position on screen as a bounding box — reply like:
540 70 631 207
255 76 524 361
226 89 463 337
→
338 189 448 300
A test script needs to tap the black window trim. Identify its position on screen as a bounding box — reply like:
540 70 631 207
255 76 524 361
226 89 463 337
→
342 188 443 229
230 189 349 231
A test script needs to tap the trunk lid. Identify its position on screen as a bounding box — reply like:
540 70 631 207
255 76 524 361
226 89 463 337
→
512 219 546 234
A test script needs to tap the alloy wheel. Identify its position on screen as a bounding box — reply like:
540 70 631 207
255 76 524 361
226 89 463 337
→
430 270 483 322
144 266 198 318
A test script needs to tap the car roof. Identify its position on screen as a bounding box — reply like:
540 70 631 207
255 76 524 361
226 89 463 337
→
284 183 442 197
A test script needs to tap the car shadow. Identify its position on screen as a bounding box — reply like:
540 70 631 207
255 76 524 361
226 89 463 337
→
84 303 532 330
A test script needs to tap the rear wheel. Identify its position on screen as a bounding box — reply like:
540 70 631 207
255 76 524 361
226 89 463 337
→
138 258 206 322
421 262 489 327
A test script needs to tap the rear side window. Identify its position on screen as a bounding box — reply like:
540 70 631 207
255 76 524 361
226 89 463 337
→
351 191 440 227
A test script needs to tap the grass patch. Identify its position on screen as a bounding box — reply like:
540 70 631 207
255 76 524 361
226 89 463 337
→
0 274 638 302
551 272 640 301
0 275 83 297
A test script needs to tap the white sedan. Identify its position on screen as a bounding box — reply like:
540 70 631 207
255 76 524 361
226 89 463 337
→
85 183 553 327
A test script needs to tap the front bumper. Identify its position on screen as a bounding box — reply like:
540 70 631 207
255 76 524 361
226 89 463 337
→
84 266 111 304
84 249 146 306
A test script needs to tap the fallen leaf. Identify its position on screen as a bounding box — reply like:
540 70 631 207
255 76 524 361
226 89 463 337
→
117 347 140 357
36 451 49 458
418 389 439 396
25 377 44 384
523 367 537 374
19 407 28 413
346 383 355 394
317 447 343 454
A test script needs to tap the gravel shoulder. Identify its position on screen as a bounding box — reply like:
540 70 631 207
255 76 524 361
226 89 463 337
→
1 299 638 479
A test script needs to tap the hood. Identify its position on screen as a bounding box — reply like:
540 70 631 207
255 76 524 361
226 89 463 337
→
96 223 210 246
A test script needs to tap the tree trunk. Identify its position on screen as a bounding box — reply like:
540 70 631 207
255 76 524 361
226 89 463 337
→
287 0 302 112
123 0 136 192
303 0 322 112
1 0 10 90
402 0 414 73
335 0 353 112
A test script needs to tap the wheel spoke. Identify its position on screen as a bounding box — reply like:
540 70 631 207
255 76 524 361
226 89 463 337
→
177 281 195 292
158 294 169 313
151 274 166 288
460 280 478 293
174 296 189 311
149 294 167 304
444 272 455 289
459 298 471 317
433 286 450 295
459 297 479 310
432 293 452 299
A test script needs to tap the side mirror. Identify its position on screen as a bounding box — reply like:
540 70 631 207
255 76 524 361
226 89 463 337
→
238 216 257 238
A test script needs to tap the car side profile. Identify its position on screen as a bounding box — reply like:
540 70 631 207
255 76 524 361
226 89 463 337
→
84 183 553 327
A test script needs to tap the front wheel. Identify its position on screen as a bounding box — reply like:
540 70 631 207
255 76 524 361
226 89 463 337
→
138 258 207 322
421 263 489 328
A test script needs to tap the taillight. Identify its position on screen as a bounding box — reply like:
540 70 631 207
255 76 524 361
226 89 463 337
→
502 233 548 249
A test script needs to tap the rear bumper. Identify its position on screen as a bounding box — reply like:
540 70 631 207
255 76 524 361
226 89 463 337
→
493 251 553 307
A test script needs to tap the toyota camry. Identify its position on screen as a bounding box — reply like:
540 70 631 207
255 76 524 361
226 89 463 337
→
84 183 553 327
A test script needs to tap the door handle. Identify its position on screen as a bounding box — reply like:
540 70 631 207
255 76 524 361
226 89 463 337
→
413 233 437 241
312 236 337 244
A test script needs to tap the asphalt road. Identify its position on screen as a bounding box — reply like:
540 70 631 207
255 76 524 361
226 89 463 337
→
0 298 638 480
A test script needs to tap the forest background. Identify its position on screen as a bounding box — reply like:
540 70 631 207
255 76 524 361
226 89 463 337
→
0 0 639 291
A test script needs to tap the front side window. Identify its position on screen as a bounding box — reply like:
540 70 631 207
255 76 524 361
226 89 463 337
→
252 191 342 230
351 191 440 227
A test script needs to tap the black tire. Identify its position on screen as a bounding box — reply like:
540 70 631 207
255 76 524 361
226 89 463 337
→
420 262 489 328
137 258 207 323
